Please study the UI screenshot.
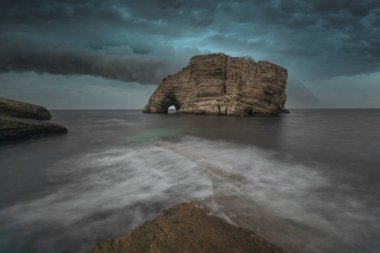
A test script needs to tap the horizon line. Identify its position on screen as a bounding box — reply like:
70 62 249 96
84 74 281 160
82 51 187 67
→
48 108 380 111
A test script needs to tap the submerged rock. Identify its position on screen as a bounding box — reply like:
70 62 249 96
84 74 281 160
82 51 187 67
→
0 117 67 141
89 202 286 253
143 53 288 115
0 97 51 120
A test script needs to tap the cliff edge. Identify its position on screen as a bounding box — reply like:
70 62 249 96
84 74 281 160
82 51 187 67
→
143 53 288 115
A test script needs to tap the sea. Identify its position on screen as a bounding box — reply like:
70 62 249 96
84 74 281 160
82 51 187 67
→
0 109 379 253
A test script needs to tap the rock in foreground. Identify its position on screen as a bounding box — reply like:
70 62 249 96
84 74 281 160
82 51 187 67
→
90 203 286 253
0 117 67 141
0 97 51 120
143 53 288 115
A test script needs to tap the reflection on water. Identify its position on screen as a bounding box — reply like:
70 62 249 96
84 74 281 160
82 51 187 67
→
0 110 379 253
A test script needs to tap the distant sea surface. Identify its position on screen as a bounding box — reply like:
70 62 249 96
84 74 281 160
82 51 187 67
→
0 109 379 253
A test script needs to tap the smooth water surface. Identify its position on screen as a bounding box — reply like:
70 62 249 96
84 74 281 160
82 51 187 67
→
0 109 379 253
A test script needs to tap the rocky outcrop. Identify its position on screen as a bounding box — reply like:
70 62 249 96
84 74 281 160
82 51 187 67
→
0 97 51 120
143 53 288 115
0 98 67 141
90 202 286 253
0 117 67 141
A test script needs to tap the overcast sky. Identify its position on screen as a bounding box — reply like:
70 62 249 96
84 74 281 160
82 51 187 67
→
0 0 379 109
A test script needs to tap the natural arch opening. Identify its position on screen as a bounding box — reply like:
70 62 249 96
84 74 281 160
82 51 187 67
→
162 94 181 113
168 105 176 113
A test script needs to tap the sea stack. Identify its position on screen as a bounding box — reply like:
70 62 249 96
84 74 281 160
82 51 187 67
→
143 53 288 116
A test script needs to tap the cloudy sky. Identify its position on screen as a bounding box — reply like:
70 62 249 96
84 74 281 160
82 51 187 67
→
0 0 379 109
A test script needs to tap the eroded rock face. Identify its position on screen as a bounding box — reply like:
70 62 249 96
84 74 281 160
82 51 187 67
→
89 202 286 253
0 97 51 120
143 53 288 115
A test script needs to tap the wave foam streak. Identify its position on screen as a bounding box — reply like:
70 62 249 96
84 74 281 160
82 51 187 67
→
0 136 378 253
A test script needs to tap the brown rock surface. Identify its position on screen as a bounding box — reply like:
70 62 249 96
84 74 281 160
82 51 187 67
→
0 97 51 120
143 53 288 115
89 202 287 253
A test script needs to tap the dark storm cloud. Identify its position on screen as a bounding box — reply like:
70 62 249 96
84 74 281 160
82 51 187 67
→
0 40 181 84
0 0 379 83
210 0 380 78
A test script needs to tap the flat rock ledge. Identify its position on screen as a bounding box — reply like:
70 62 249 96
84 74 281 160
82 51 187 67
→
0 98 67 141
0 97 51 120
89 202 287 253
0 117 67 141
143 53 288 116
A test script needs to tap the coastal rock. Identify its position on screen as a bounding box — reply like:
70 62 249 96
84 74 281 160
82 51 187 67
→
0 97 51 120
89 202 286 253
143 53 288 115
0 117 67 141
0 98 67 141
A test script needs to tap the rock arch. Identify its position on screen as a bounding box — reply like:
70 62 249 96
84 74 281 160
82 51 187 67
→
143 53 288 115
143 91 182 114
161 93 181 113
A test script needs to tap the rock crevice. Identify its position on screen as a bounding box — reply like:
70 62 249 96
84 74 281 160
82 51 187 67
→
143 53 288 115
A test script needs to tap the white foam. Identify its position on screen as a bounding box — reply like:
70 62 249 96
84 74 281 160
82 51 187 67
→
1 136 378 252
